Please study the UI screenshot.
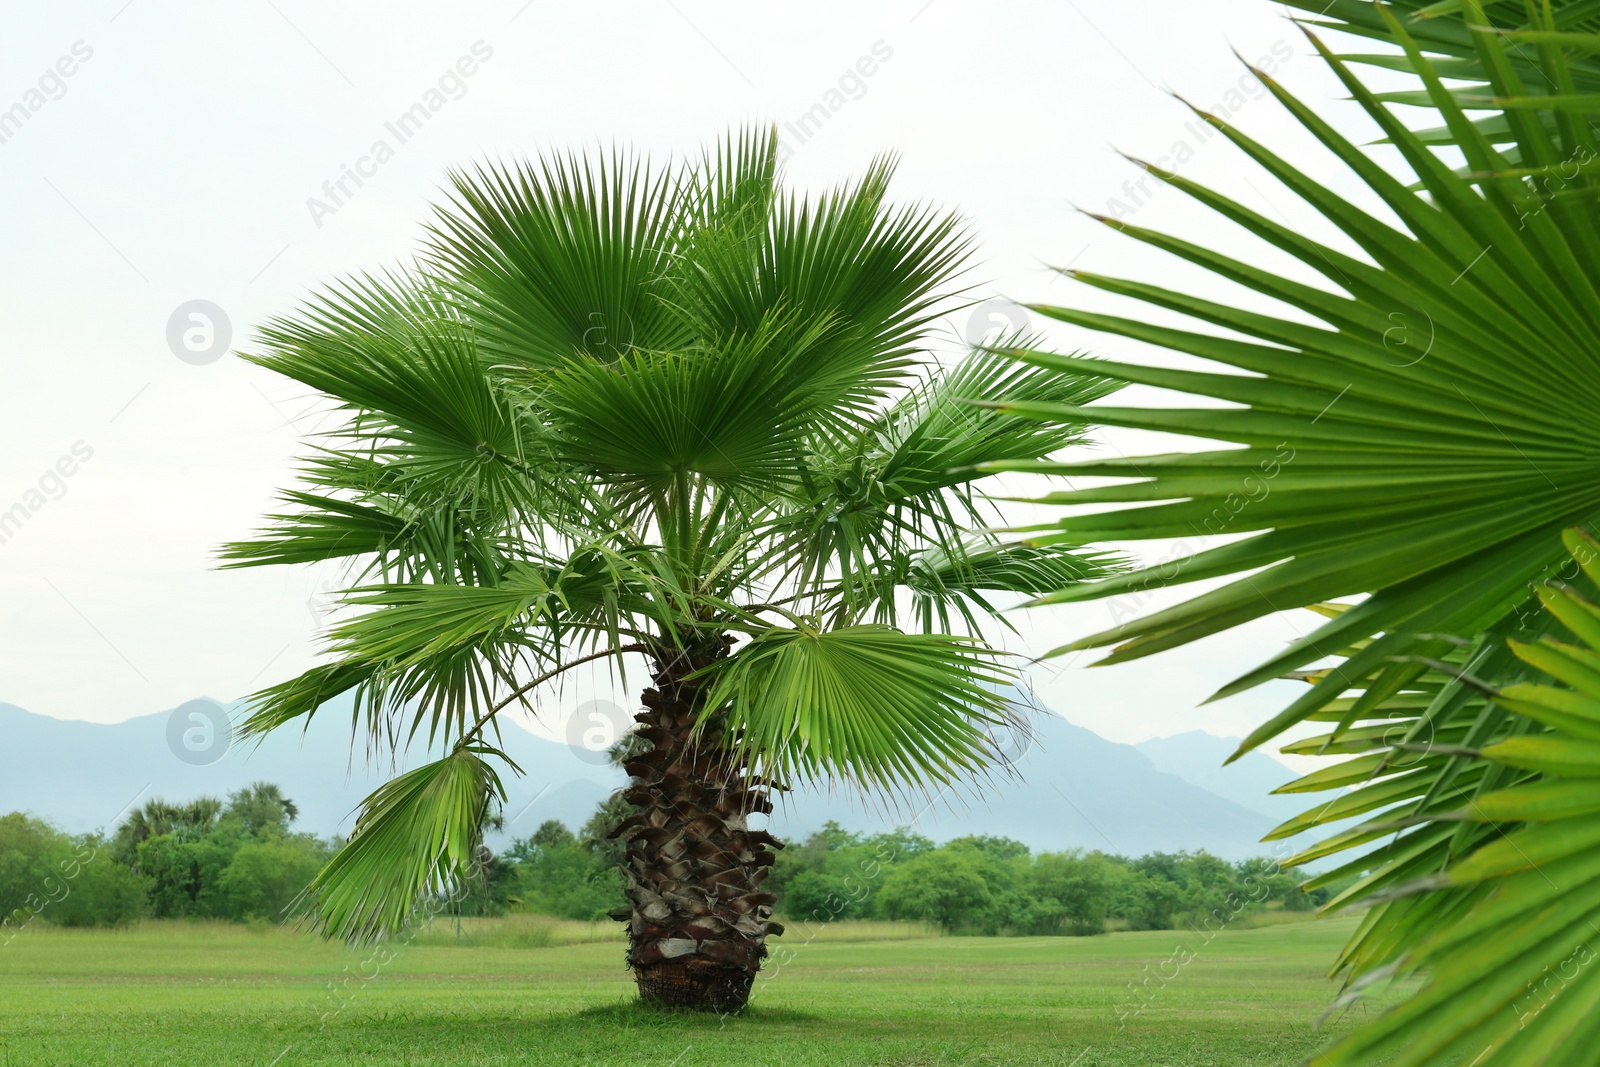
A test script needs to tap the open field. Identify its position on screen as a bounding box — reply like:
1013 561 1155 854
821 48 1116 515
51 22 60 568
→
0 915 1414 1066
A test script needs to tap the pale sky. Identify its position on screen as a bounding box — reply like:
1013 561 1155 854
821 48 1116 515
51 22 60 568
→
1 1 1369 767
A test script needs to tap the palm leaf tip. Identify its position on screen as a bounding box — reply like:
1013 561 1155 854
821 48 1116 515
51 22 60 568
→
296 748 505 944
236 661 375 741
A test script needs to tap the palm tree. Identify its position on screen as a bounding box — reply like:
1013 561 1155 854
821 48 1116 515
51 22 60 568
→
225 782 300 836
111 797 223 871
224 128 1116 1011
112 797 221 852
993 3 1600 1062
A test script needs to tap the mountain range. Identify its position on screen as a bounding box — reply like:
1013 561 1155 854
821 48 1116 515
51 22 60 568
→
0 693 1327 863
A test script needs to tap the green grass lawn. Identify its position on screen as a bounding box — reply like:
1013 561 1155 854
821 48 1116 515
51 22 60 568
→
0 915 1405 1066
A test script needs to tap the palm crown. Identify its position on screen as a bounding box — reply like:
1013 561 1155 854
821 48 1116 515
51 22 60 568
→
225 127 1115 1010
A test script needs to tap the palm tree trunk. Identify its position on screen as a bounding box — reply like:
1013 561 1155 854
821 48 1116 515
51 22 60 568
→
608 639 784 1012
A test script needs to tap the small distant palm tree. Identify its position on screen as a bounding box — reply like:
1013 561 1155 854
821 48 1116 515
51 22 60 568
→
111 797 221 864
224 128 1115 1011
225 782 300 835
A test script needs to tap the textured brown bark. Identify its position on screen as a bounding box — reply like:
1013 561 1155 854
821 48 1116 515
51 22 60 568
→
606 637 783 1012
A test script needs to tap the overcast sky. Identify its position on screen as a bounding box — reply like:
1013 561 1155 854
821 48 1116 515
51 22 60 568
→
1 1 1377 765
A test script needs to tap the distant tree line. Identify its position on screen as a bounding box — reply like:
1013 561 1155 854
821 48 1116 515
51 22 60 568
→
1 787 1340 936
439 814 1345 937
0 782 333 931
766 822 1342 934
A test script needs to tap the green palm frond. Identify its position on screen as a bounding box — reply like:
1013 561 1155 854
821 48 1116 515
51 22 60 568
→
1287 0 1600 174
217 487 418 571
540 308 841 499
248 288 562 531
690 125 780 240
909 539 1122 601
1000 14 1600 711
1000 3 1600 1060
425 150 692 368
298 747 506 944
670 151 972 422
1306 532 1600 1066
775 345 1121 625
1254 618 1547 990
220 447 530 587
243 549 654 750
239 660 381 740
697 625 1017 800
880 345 1116 499
1288 0 1600 98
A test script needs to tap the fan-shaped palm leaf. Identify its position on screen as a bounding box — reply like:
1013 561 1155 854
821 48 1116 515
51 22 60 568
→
997 2 1600 1060
300 747 505 944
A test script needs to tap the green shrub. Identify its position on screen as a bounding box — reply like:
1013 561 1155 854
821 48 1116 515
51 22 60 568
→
215 837 330 922
876 850 994 930
0 815 147 929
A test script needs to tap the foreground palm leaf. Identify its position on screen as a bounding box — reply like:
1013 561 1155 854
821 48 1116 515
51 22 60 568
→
1277 533 1600 1065
987 2 1600 1060
227 128 1117 1011
1287 0 1600 156
304 747 506 943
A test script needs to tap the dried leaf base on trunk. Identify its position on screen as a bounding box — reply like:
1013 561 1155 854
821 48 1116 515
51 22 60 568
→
608 645 785 1013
